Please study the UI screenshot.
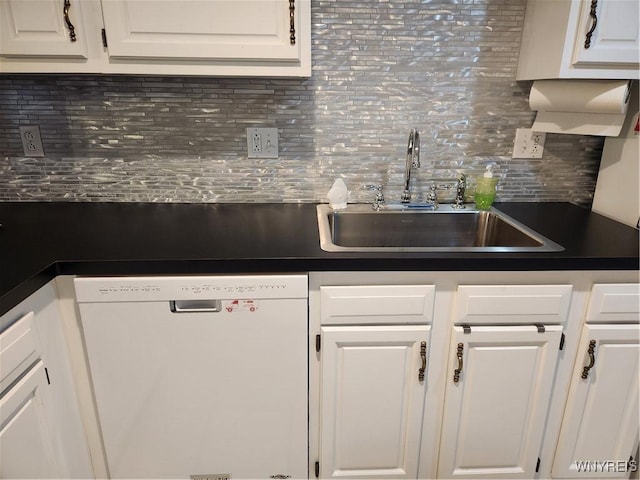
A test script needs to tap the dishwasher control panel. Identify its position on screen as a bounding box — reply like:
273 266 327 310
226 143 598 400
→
74 275 308 302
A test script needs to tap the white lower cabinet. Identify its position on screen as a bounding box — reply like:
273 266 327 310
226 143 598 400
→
0 282 92 479
319 325 430 479
315 284 434 479
552 324 639 478
551 283 640 479
0 311 59 478
437 325 563 479
0 360 59 479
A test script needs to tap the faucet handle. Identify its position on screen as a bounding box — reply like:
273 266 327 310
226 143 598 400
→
426 184 439 209
452 173 467 209
364 184 385 210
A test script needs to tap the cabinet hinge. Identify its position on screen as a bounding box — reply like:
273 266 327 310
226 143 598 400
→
535 324 545 333
101 28 108 48
559 333 566 350
44 367 51 385
462 325 471 334
535 457 541 473
315 334 321 353
314 461 319 478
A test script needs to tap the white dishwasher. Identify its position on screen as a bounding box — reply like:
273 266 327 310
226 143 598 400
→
74 275 308 480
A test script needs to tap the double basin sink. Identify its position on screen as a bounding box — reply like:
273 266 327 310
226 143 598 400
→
317 204 564 253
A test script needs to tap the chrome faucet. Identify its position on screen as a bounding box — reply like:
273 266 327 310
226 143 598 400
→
401 128 420 203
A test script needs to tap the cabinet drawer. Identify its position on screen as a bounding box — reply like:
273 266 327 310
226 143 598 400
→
587 283 640 323
455 285 572 325
320 285 435 325
1 312 39 390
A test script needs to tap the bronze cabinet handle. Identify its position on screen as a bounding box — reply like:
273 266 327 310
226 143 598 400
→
453 343 464 383
289 0 296 45
584 0 598 48
63 0 77 43
581 340 597 379
418 341 427 382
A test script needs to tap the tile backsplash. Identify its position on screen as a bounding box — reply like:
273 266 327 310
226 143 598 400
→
0 0 603 203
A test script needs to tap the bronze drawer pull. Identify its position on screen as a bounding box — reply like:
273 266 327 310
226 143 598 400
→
453 343 464 383
581 340 597 379
63 0 77 43
289 0 296 45
584 0 598 49
418 341 427 381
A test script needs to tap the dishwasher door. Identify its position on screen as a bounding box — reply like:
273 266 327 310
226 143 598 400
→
75 275 308 480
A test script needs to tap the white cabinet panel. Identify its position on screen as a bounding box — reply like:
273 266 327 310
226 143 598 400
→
517 0 639 79
101 0 300 61
552 324 640 478
0 0 91 57
587 283 640 323
320 285 435 325
438 325 563 478
455 285 572 325
0 311 38 390
572 0 640 66
0 361 59 479
319 325 429 479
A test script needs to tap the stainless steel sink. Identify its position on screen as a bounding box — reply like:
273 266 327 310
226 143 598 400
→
317 204 564 252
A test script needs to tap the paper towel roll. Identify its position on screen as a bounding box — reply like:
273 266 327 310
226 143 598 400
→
529 80 631 136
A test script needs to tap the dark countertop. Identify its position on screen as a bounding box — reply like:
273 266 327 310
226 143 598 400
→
1 201 638 316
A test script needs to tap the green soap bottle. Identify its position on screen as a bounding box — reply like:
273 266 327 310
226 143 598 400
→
475 164 497 210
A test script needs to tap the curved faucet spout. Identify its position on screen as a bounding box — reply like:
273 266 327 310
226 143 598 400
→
402 128 420 203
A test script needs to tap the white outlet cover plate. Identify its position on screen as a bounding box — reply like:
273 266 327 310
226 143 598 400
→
513 128 545 159
19 125 45 157
246 127 278 159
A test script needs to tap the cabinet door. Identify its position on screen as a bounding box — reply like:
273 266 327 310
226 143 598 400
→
0 311 38 390
319 325 429 479
572 0 640 66
438 325 563 479
101 0 302 61
0 360 59 479
551 324 640 478
0 0 90 57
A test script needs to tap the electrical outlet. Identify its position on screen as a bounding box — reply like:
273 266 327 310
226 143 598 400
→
19 125 45 157
246 127 278 158
512 128 545 159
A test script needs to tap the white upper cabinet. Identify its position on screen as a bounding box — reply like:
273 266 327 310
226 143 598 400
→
572 0 640 66
517 0 640 80
0 0 311 76
0 0 90 57
101 0 302 61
